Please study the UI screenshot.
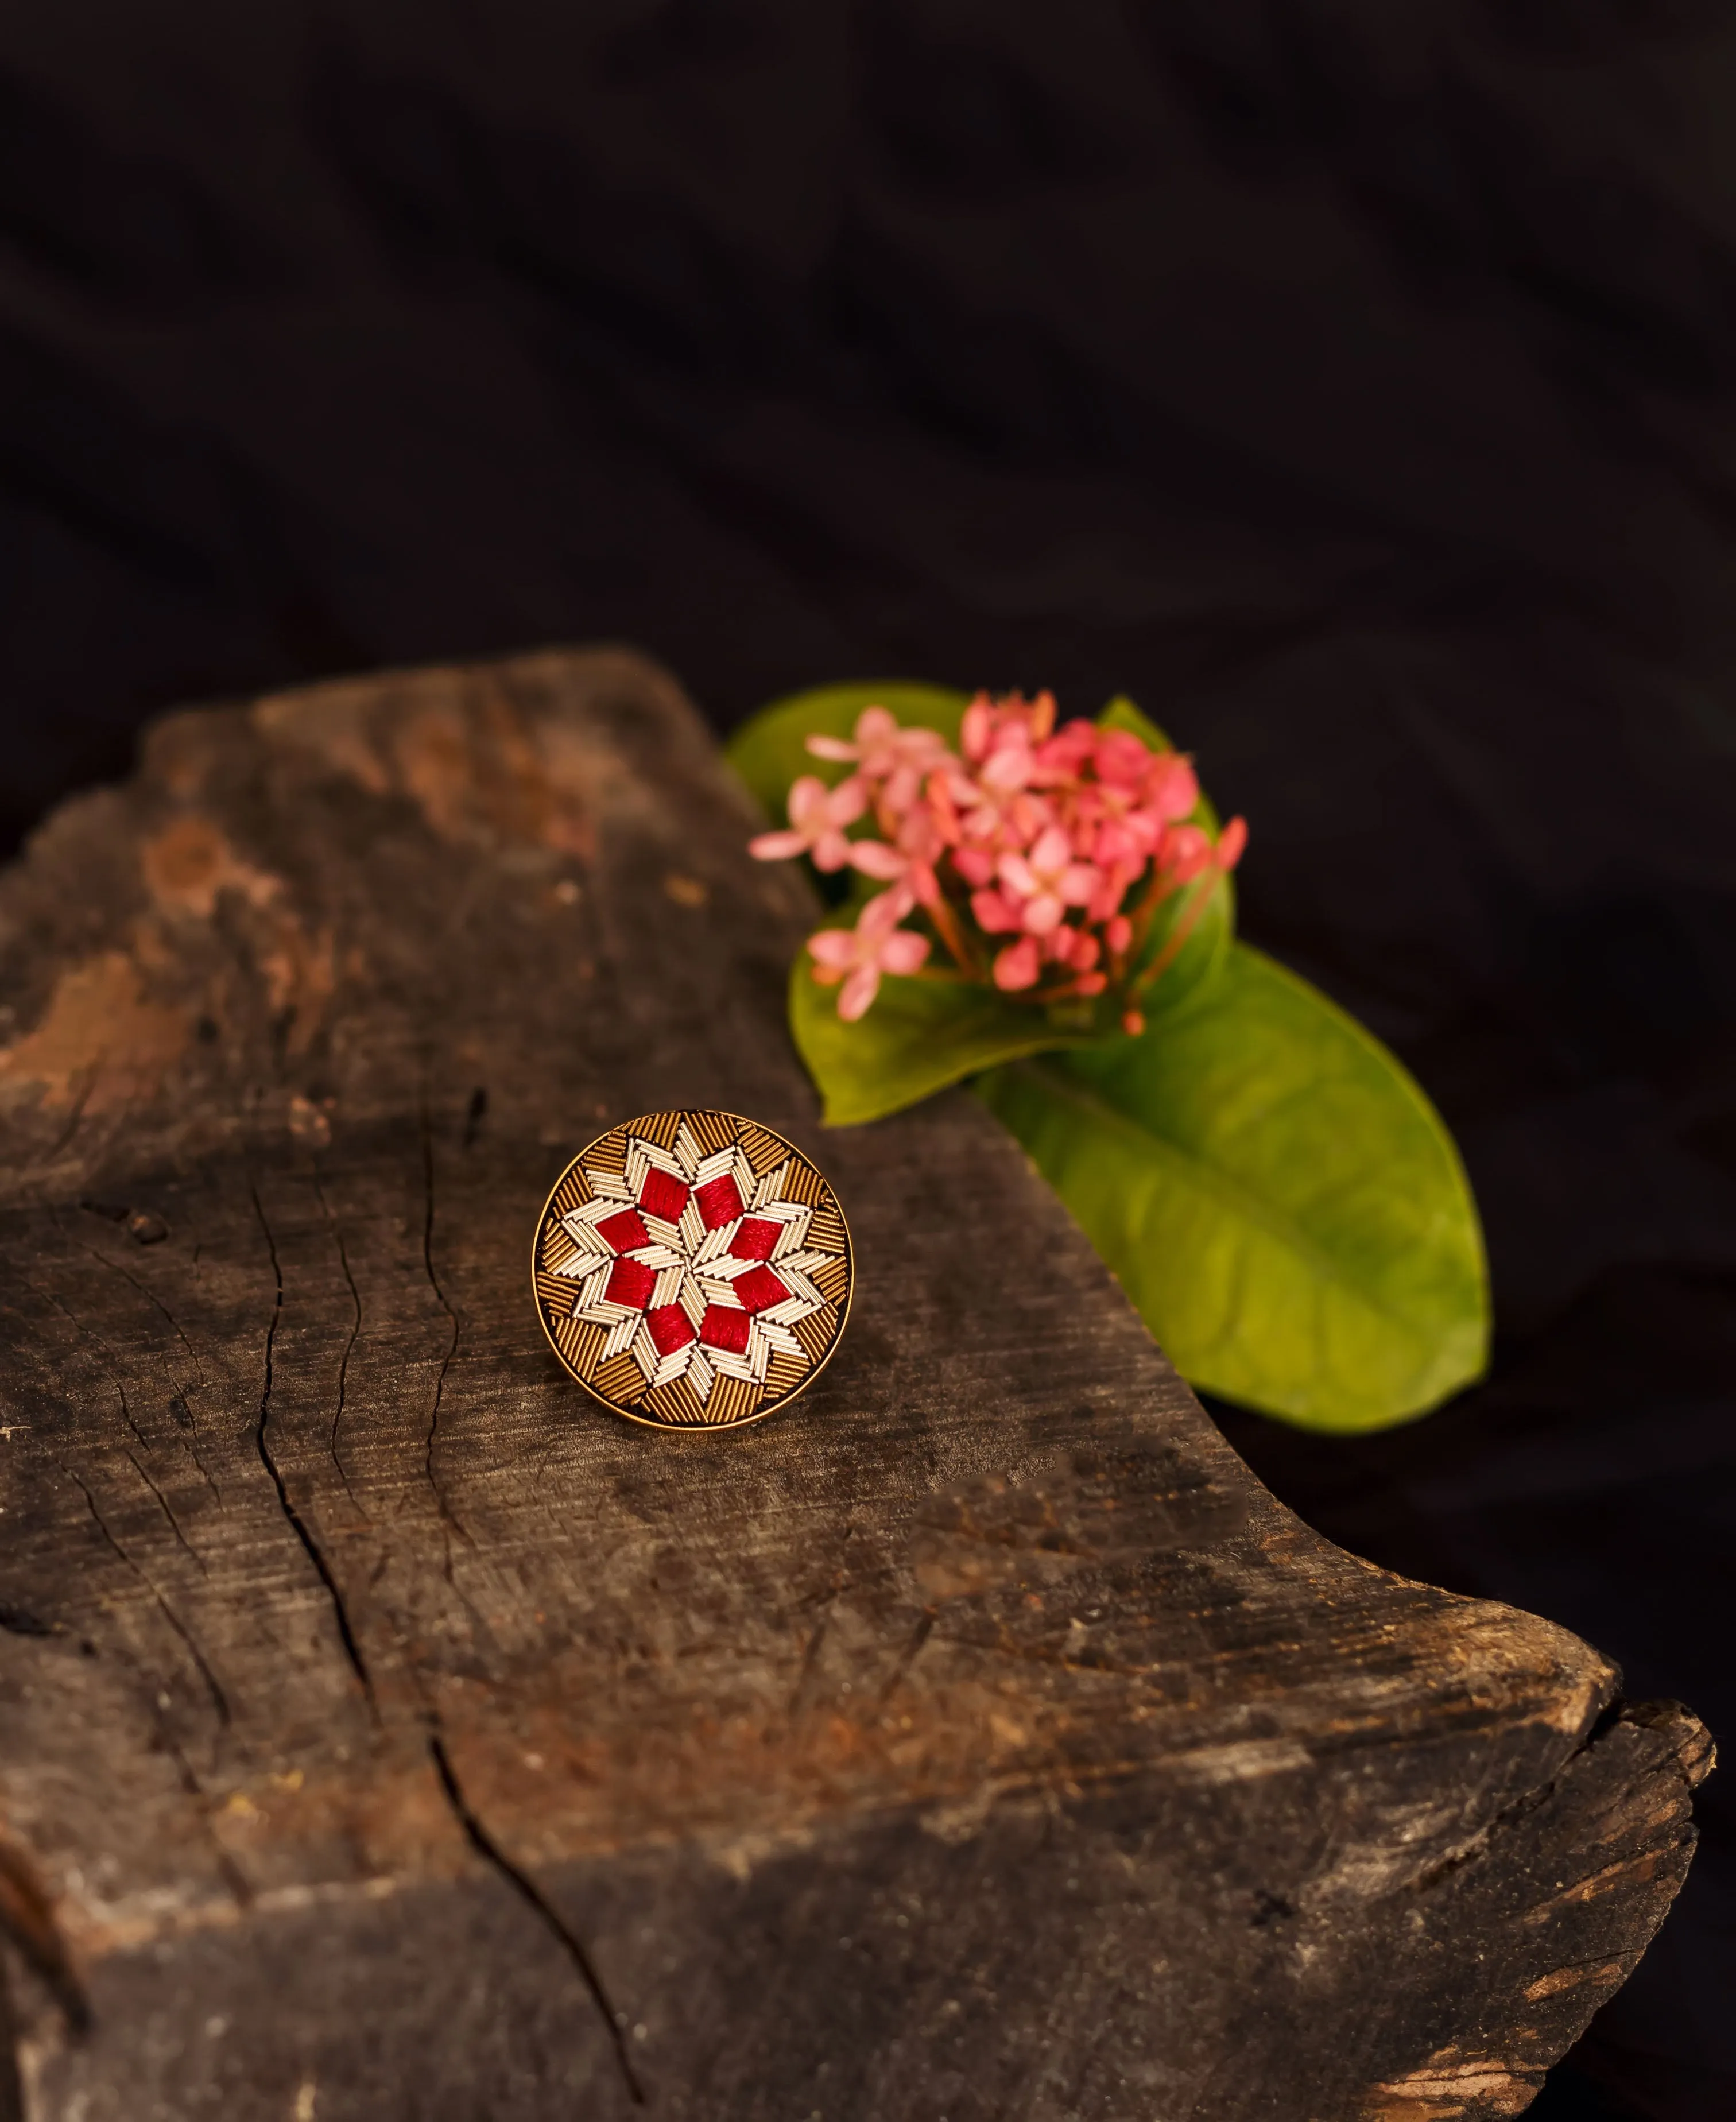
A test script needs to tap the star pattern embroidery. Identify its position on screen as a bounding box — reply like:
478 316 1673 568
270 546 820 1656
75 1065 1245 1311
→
545 1119 840 1412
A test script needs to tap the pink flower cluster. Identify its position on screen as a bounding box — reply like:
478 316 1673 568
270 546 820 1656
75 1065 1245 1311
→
750 692 1246 1028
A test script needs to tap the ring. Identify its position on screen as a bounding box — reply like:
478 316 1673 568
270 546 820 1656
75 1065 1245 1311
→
532 1110 854 1430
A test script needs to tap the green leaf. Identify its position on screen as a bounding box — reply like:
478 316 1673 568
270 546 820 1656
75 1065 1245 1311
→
791 948 1102 1126
725 680 972 820
976 943 1489 1431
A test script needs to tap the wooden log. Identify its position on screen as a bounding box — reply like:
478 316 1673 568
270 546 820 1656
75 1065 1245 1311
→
0 646 1710 2121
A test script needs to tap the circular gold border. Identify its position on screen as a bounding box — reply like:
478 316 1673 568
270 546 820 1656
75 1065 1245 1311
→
532 1110 855 1431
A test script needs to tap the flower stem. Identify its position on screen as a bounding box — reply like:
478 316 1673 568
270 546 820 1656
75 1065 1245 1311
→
1133 875 1217 997
1126 858 1183 945
927 889 981 977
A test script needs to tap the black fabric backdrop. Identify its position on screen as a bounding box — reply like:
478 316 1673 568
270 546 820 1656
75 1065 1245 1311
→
1 5 1733 2115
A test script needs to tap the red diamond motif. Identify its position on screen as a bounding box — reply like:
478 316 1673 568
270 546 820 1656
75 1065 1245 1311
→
596 1207 650 1254
729 1217 782 1261
639 1167 691 1223
695 1174 744 1229
733 1264 788 1316
647 1303 695 1356
604 1257 656 1311
699 1303 750 1354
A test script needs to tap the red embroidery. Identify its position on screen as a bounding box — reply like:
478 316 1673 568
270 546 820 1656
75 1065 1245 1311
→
694 1174 745 1229
596 1207 650 1254
604 1257 656 1311
638 1167 691 1224
647 1303 695 1356
729 1217 781 1261
733 1264 788 1315
699 1304 751 1354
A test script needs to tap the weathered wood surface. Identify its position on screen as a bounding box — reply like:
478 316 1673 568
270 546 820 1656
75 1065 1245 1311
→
0 647 1709 2121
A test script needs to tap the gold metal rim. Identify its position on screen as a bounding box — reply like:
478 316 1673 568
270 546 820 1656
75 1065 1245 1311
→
531 1109 854 1432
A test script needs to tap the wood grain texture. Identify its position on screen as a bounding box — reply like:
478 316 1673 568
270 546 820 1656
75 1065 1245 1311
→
0 646 1709 2121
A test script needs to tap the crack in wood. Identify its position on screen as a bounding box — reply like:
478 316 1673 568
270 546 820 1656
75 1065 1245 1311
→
1388 1703 1702 1928
120 1445 207 1578
462 1085 487 1150
106 1376 151 1459
427 1731 645 2106
311 1168 367 1522
51 1221 219 1497
1398 1732 1605 1905
59 1227 207 1396
60 1461 228 1730
418 1103 466 1562
249 1184 376 1717
0 1611 55 1641
29 1281 218 1516
52 1459 251 1907
164 1392 222 1504
27 1285 141 1461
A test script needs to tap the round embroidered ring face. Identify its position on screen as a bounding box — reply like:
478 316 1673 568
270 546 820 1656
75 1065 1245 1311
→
533 1110 854 1430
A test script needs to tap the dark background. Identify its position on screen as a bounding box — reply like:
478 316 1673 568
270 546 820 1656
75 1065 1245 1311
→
1 3 1732 2114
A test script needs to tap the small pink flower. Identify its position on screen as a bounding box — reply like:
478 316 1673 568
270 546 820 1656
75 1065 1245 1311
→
808 708 948 815
993 935 1042 991
954 780 1052 861
850 805 948 904
807 889 930 1020
960 693 995 764
1033 721 1096 780
1145 752 1199 822
1161 823 1214 884
978 733 1037 797
753 686 1245 1031
850 838 908 881
750 774 869 873
961 688 1055 763
970 886 1024 935
1087 859 1141 925
996 826 1099 936
1091 813 1161 868
1160 814 1245 885
1094 730 1153 788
